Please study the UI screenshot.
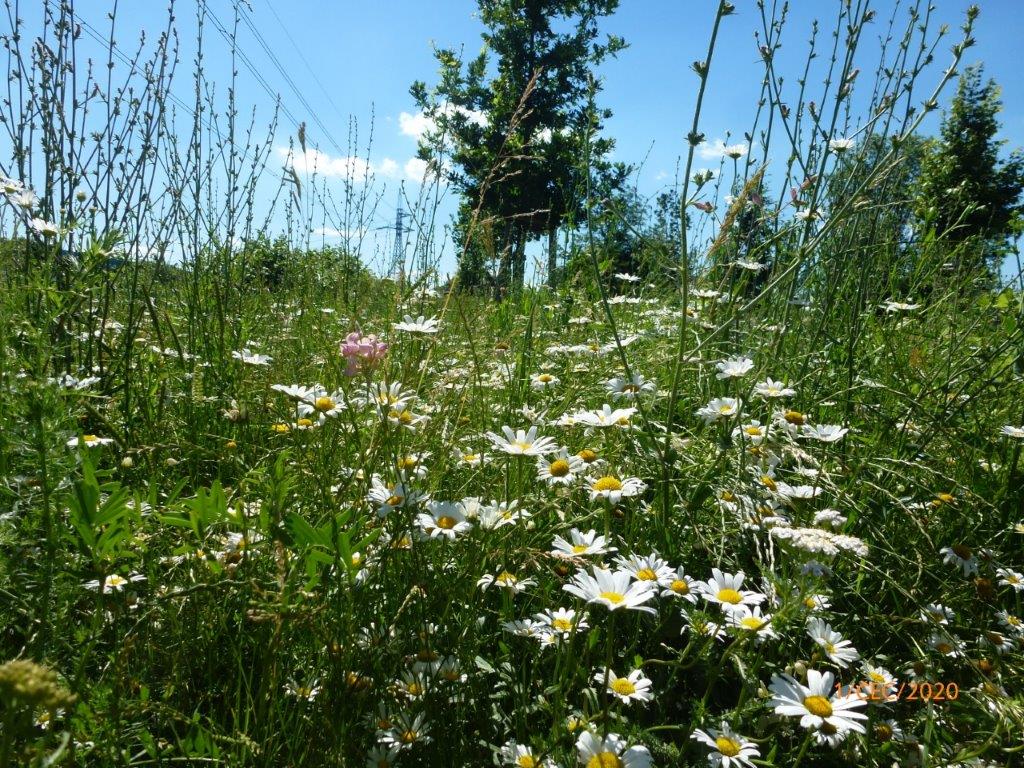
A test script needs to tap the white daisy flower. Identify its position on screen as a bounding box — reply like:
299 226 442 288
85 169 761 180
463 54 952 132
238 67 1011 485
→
659 568 698 603
530 372 561 390
697 397 740 423
563 566 657 614
67 434 115 448
231 348 272 365
575 731 651 768
392 314 440 334
551 529 614 559
691 722 760 767
940 545 979 576
996 568 1024 592
477 570 536 594
769 669 867 736
615 553 675 586
588 475 646 504
727 605 777 641
606 374 655 400
715 356 754 380
595 667 653 705
807 618 859 668
536 449 585 486
500 741 555 768
486 425 558 457
572 404 637 429
416 501 472 540
84 573 145 592
749 376 794 397
535 607 588 638
800 424 849 442
697 568 766 613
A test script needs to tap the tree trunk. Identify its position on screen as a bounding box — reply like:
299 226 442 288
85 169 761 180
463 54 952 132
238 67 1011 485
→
511 229 527 294
547 223 558 289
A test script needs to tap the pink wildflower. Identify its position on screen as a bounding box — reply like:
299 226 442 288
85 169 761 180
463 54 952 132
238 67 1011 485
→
341 332 388 376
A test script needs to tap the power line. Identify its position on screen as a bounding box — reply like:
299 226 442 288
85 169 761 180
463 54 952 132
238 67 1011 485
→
199 1 305 134
254 0 348 124
233 1 350 157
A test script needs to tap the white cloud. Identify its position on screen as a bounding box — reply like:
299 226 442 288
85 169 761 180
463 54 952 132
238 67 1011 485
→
279 147 380 179
697 139 748 160
400 111 433 140
313 226 344 238
397 104 488 143
404 157 430 181
378 158 399 178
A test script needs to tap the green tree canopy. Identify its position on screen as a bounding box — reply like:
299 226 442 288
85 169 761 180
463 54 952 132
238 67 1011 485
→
915 63 1024 271
410 0 626 295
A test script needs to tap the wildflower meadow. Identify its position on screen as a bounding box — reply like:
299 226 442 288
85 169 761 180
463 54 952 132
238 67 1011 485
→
1 1 1023 766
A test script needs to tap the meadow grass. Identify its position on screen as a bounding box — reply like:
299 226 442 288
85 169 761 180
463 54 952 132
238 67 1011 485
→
2 1 1024 766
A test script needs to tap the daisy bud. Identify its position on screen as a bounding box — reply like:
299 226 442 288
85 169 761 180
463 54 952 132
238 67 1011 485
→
121 456 134 469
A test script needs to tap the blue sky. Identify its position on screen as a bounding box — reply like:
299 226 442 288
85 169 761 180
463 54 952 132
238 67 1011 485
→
42 1 1024 275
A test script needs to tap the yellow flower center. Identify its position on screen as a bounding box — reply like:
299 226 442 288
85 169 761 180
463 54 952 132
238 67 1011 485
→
552 618 573 632
538 374 553 382
784 410 806 424
578 449 598 463
824 642 836 654
718 404 734 414
385 495 403 507
405 682 423 696
636 568 657 581
875 723 893 742
720 490 735 502
745 426 763 435
572 544 590 554
314 396 335 412
716 588 743 604
297 418 313 427
936 641 953 654
436 516 456 530
610 678 636 696
513 441 532 451
398 456 417 469
83 434 97 442
803 695 833 718
517 757 537 768
272 423 290 433
549 459 571 476
936 493 956 505
400 730 418 744
462 453 479 462
715 736 742 757
593 476 623 492
586 752 623 768
670 579 690 594
600 591 625 605
741 617 766 631
760 475 777 491
496 571 517 585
